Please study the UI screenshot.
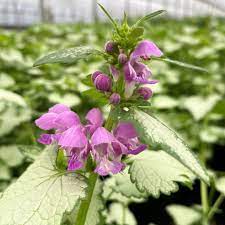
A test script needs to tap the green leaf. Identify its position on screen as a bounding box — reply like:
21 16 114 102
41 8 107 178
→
0 145 24 167
33 47 102 66
105 203 137 225
0 145 87 225
129 151 195 197
0 164 11 181
114 108 210 184
82 88 108 106
134 10 166 26
0 89 31 137
167 204 201 225
130 27 144 39
182 95 221 121
18 145 42 161
152 57 208 73
215 177 225 195
97 3 118 29
102 176 144 204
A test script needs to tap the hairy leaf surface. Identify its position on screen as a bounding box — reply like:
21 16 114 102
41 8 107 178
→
129 151 195 197
0 145 87 225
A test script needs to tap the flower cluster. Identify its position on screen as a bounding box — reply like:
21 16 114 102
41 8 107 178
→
35 104 146 176
92 40 163 103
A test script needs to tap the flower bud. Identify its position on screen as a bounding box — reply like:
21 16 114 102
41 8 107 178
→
118 53 128 64
94 74 112 92
110 93 121 105
104 41 119 54
91 71 102 82
137 87 153 100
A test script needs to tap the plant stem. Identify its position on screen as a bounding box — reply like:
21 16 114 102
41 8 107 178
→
74 172 98 225
200 142 209 218
207 194 225 221
74 107 115 225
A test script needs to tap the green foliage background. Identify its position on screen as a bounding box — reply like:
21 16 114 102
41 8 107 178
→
0 17 224 223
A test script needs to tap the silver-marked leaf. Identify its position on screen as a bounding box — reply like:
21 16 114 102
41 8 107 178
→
0 89 31 137
215 177 225 195
33 47 102 66
182 95 221 121
0 145 87 225
114 168 147 199
115 108 209 184
129 151 195 197
167 204 201 225
106 203 137 225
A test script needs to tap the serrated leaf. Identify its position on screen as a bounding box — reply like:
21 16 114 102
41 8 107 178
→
115 108 210 184
129 151 195 197
167 204 201 225
0 145 87 225
33 47 102 66
106 203 137 225
152 57 208 73
102 176 144 204
215 177 225 195
182 95 221 121
113 168 147 199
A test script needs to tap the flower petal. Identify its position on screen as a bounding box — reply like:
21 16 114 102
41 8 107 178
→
123 61 136 82
124 81 136 99
59 125 87 148
48 103 70 114
109 65 120 81
86 108 103 128
35 113 57 130
114 122 138 139
127 144 147 155
67 158 83 171
91 127 115 146
54 111 80 131
37 134 52 145
132 40 163 59
94 158 125 176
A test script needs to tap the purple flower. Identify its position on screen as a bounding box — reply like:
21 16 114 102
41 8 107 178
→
131 40 163 60
37 134 52 145
137 87 153 100
123 40 162 98
92 71 102 82
94 74 112 92
114 122 147 155
91 127 127 176
85 108 104 135
110 93 121 105
59 125 90 171
35 104 80 145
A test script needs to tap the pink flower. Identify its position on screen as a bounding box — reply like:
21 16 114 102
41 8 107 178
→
35 104 80 144
123 40 162 98
91 127 127 176
113 122 147 155
110 93 121 105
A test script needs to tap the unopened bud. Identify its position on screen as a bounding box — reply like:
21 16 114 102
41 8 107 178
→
118 53 128 64
137 87 153 100
94 74 112 92
91 71 102 82
105 41 119 54
110 93 121 105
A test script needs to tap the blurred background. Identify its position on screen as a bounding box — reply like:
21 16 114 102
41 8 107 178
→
0 0 224 225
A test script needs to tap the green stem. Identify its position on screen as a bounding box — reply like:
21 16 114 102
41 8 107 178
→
207 194 225 221
74 172 98 225
74 107 115 225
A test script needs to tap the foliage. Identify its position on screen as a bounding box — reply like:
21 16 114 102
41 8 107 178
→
0 15 224 225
